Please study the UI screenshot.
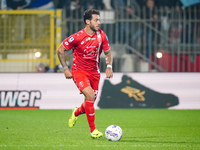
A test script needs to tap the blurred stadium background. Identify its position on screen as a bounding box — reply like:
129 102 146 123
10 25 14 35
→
0 0 200 73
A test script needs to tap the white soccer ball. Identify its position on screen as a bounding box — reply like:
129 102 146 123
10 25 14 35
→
105 125 123 141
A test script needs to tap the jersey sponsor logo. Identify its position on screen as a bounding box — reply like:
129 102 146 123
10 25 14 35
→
86 46 96 48
68 37 74 43
83 49 98 59
83 44 98 59
0 90 41 109
86 37 96 41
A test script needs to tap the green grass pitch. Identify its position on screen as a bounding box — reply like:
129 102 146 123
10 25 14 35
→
0 109 200 150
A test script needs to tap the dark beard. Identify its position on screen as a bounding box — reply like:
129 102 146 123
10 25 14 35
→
90 25 97 32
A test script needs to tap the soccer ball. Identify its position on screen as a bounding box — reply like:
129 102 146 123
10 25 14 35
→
105 125 123 141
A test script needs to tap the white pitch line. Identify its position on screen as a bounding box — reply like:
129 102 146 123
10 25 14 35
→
0 144 199 148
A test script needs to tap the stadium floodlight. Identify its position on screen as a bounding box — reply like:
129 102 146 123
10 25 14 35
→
35 52 41 58
156 52 163 59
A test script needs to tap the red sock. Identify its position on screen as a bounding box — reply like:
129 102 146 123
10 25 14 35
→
85 100 96 133
75 103 85 117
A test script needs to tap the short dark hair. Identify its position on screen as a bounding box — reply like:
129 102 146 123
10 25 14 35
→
83 9 100 24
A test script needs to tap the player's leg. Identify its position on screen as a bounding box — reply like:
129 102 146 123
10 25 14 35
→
74 102 85 116
68 71 88 128
82 86 103 138
69 70 102 138
82 86 96 132
89 73 103 138
72 71 87 117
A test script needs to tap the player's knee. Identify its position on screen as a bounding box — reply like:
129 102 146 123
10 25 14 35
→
85 93 95 101
82 87 97 101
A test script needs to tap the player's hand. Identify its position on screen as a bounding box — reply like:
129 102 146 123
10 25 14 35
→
105 67 113 79
64 68 72 79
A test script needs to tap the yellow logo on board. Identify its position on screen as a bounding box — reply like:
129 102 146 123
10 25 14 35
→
121 86 145 101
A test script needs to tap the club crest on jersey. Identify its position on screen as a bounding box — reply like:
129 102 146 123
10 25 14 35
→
86 37 96 41
68 37 74 43
65 41 69 45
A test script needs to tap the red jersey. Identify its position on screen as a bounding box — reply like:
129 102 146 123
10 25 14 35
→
62 28 110 73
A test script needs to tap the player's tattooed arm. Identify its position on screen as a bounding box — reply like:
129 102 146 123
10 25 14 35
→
57 44 68 70
104 50 113 78
57 44 72 79
104 50 112 66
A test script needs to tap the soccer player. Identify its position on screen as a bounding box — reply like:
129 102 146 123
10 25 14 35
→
57 9 113 138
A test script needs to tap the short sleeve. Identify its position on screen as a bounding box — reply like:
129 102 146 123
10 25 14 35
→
62 34 77 50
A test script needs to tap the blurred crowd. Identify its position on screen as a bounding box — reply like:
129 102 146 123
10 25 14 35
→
0 0 184 11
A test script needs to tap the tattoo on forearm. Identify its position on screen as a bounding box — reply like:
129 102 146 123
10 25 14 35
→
104 50 112 65
58 51 67 68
